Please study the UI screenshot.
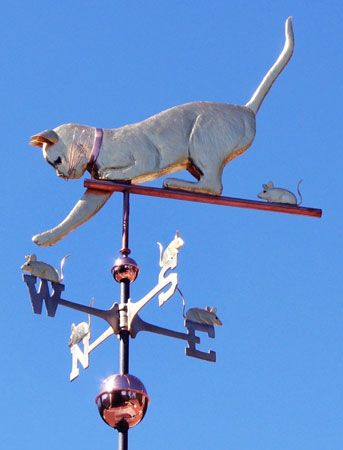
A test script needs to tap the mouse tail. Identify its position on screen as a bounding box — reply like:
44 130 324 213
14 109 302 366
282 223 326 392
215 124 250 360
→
59 255 70 282
245 17 294 114
177 286 187 318
297 179 303 206
157 242 164 267
88 297 95 328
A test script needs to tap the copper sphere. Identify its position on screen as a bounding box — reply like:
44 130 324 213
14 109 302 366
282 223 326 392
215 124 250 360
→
111 255 139 283
96 374 149 429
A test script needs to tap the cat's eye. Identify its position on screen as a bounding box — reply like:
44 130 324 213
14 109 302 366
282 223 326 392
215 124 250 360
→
54 157 62 165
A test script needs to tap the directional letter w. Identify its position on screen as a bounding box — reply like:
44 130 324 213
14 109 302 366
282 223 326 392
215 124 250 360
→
22 274 64 317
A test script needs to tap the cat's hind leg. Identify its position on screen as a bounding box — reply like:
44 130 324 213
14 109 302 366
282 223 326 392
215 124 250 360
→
163 170 223 195
163 114 224 195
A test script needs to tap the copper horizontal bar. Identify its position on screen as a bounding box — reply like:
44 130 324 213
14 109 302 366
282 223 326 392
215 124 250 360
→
84 179 322 218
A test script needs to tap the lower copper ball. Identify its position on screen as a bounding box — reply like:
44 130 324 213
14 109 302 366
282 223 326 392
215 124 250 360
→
111 255 139 283
96 374 149 429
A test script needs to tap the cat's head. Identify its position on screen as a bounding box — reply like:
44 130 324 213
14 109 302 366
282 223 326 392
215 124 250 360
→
30 124 94 179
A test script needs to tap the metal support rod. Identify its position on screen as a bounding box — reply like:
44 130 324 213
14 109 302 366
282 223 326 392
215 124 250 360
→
119 279 130 375
119 190 130 376
118 424 128 450
118 190 131 450
121 189 131 256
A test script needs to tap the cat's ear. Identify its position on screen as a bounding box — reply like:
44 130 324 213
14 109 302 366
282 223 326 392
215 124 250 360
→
30 129 59 148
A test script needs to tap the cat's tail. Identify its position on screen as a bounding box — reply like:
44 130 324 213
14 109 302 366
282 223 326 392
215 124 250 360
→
245 17 294 114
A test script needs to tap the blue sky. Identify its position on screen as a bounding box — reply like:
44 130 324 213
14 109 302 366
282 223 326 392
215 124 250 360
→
1 1 342 449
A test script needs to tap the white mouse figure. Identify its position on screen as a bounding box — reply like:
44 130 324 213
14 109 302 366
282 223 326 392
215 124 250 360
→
157 231 184 268
257 180 303 205
68 299 94 347
21 254 69 283
177 287 223 326
68 317 90 347
185 306 223 326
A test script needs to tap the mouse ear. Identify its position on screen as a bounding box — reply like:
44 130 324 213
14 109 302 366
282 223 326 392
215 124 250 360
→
267 181 274 188
30 254 37 261
262 183 269 190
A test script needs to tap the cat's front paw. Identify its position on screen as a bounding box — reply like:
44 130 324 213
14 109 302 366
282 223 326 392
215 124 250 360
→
32 231 59 247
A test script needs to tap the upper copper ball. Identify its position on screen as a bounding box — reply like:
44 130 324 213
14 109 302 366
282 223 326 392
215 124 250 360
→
96 373 149 429
111 255 139 283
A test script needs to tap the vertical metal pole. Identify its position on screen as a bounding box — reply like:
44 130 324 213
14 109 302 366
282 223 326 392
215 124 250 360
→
119 279 130 375
118 425 128 450
119 189 130 376
118 189 130 450
121 189 130 256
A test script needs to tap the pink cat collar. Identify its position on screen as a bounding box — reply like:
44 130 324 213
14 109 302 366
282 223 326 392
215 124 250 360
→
87 128 103 176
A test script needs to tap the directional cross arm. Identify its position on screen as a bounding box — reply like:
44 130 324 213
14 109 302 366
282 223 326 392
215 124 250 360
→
131 315 216 362
59 298 119 333
127 276 177 329
130 314 199 343
22 275 120 333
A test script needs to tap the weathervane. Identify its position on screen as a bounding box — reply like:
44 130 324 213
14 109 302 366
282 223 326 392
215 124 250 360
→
22 224 220 381
22 17 322 450
22 190 221 449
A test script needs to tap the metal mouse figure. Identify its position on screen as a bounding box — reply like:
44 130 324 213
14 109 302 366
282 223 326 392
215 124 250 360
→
68 299 94 347
157 231 184 269
178 287 223 326
257 180 303 205
68 317 90 347
185 306 223 326
21 254 69 283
